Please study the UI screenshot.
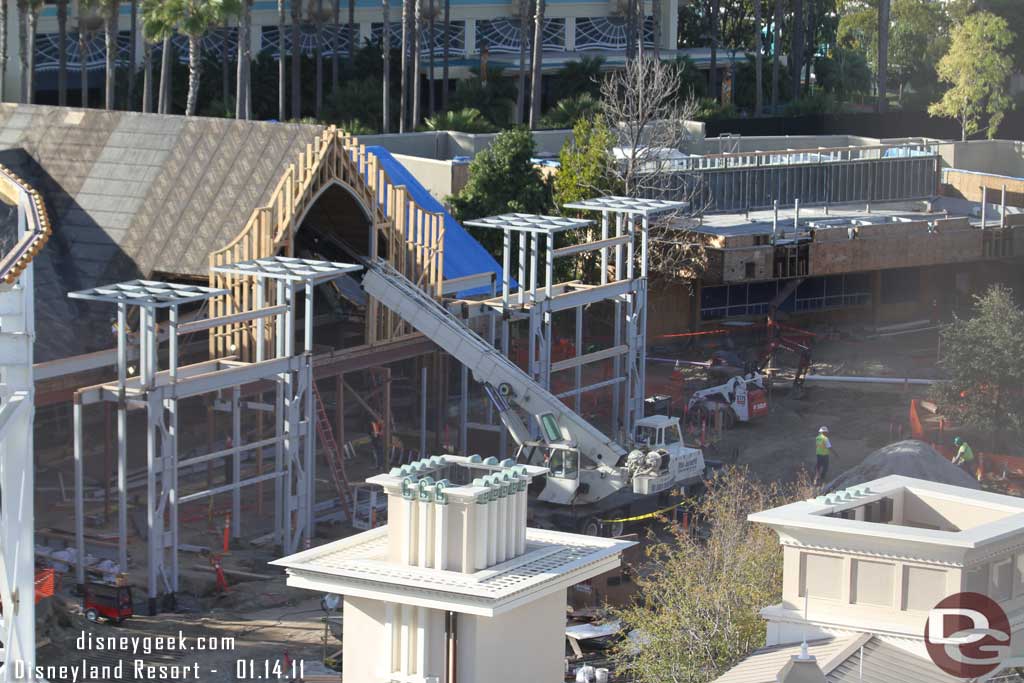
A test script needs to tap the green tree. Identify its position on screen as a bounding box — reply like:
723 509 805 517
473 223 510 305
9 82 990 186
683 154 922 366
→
930 286 1024 451
814 46 872 100
611 468 810 683
929 11 1015 140
449 65 517 127
553 117 620 209
551 56 605 101
838 0 950 107
448 127 552 257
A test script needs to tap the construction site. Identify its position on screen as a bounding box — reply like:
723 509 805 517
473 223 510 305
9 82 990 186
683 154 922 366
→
0 104 1022 681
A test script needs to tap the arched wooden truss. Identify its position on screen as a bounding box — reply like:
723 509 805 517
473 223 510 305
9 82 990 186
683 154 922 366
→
209 126 445 358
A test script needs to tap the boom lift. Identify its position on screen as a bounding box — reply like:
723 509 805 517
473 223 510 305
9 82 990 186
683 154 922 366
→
362 262 709 534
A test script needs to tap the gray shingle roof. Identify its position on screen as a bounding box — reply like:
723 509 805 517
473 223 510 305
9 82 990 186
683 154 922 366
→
0 104 323 361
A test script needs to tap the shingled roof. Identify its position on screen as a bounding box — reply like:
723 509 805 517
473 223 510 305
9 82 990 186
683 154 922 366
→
0 104 322 361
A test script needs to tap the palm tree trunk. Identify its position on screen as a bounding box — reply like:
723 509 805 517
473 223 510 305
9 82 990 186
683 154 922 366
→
635 0 643 59
651 0 660 60
80 29 89 108
26 5 36 104
441 0 449 110
143 40 152 112
754 0 762 115
277 0 285 120
877 0 889 112
159 35 172 114
315 0 324 119
528 0 544 128
222 19 231 107
382 0 391 132
791 0 804 97
710 0 719 99
330 0 339 93
347 0 355 63
399 0 409 132
17 3 28 103
427 0 434 116
0 0 7 102
56 1 68 106
803 0 814 95
411 0 421 128
290 0 301 118
516 4 528 124
104 3 118 110
236 0 251 119
770 0 781 109
128 0 137 108
186 34 201 116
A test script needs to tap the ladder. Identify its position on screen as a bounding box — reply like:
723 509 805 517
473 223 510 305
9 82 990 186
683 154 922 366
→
312 382 354 519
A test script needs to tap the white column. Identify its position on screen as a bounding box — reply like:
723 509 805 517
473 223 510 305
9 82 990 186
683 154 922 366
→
495 491 507 564
465 19 477 56
434 503 448 570
474 501 488 570
565 17 576 52
487 491 498 567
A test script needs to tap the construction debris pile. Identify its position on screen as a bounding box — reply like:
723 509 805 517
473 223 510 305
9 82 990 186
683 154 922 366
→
825 439 980 492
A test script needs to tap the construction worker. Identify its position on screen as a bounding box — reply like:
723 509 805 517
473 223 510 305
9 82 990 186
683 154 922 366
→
952 436 975 477
815 426 837 485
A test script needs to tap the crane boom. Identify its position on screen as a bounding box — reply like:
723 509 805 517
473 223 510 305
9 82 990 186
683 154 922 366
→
362 262 627 466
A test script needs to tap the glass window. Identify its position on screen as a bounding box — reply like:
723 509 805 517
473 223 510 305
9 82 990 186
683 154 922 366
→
665 425 682 445
636 426 659 447
539 414 561 442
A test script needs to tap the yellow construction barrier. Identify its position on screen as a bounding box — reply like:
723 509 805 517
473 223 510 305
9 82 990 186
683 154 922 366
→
599 501 690 525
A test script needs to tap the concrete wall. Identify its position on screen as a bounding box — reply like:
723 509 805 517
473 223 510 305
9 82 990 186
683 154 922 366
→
362 128 574 161
936 139 1024 177
686 134 882 155
392 153 470 200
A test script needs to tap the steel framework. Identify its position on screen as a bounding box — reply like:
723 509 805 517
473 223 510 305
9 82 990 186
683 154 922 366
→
71 257 361 614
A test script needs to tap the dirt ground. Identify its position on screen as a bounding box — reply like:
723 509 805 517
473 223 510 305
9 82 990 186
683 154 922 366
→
35 327 943 681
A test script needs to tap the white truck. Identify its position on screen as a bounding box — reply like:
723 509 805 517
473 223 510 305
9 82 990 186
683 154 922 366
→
363 263 712 535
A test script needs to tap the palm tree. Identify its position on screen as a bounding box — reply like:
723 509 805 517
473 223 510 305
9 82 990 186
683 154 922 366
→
221 17 230 105
877 0 889 112
290 0 301 118
441 0 449 110
311 0 325 118
710 0 719 99
770 0 781 110
411 0 421 127
78 11 101 108
236 0 252 118
142 38 153 112
754 0 762 115
382 0 391 132
0 0 7 101
277 0 285 120
84 0 120 110
427 0 435 116
651 0 660 59
347 0 355 63
515 0 529 124
181 0 240 116
330 0 339 93
142 0 175 113
57 0 69 106
791 0 804 97
128 0 138 107
423 107 494 133
16 1 33 103
528 0 545 128
541 92 598 128
399 0 409 132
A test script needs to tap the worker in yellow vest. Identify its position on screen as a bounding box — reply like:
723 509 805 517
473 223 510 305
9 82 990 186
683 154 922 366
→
815 426 838 484
952 436 976 478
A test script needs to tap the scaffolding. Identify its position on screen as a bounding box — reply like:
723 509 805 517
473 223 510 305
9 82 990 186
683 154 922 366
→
70 257 361 613
455 198 685 447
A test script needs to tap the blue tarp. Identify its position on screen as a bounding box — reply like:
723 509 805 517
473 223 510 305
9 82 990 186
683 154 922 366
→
366 146 515 297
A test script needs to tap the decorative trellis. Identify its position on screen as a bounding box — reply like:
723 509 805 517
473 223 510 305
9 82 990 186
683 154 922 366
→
476 17 565 54
261 24 357 59
34 31 131 71
371 20 466 57
575 16 654 51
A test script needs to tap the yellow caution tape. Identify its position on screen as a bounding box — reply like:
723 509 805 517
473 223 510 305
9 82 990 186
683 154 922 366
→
598 501 690 525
